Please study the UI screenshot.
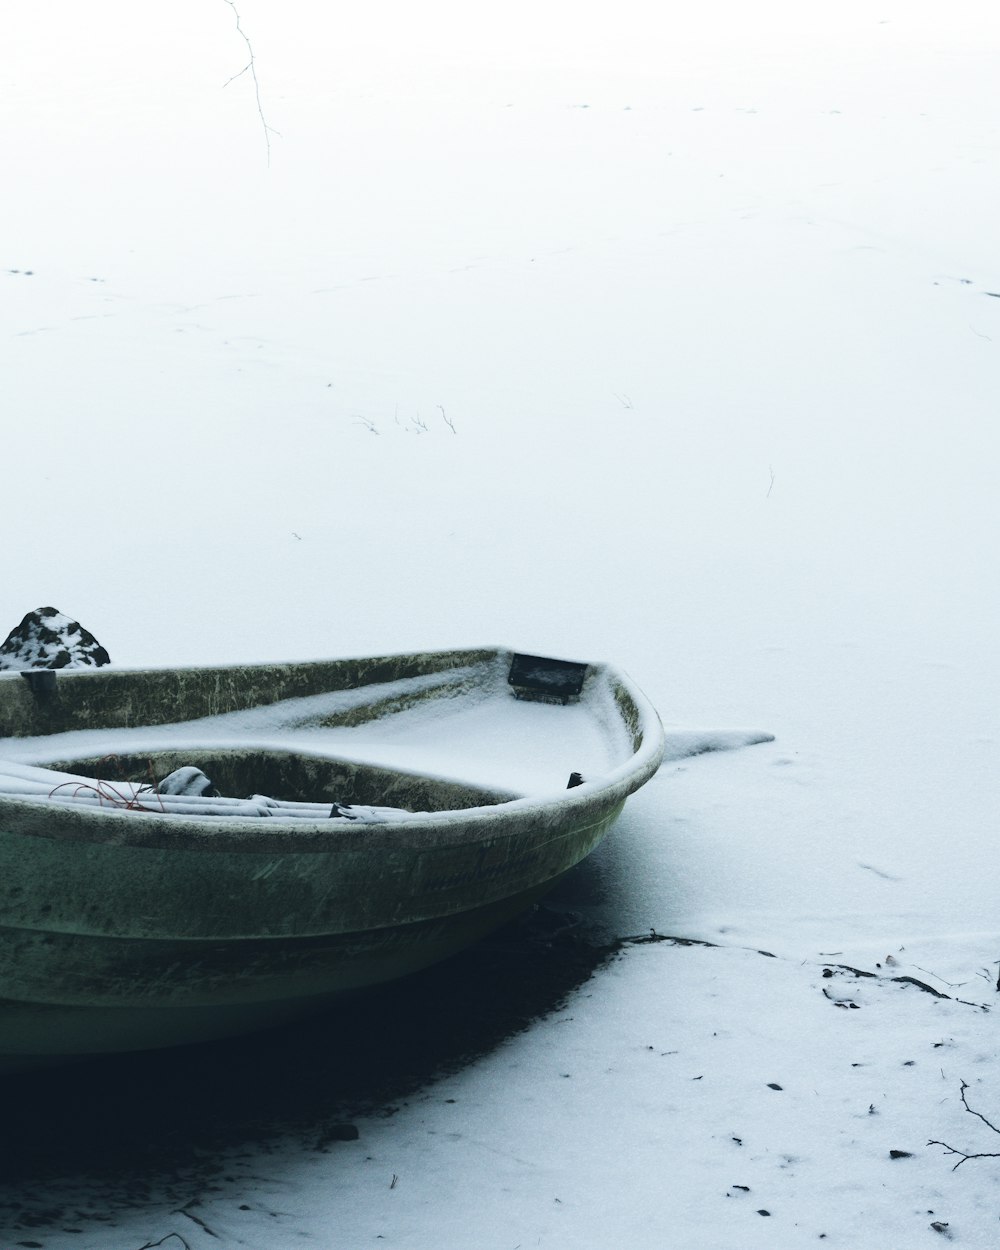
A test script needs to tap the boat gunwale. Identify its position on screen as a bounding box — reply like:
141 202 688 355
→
0 650 665 856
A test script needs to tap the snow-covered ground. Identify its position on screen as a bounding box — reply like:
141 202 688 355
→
4 1 1000 1245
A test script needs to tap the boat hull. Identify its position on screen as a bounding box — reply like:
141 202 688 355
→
0 862 593 1071
0 647 662 1067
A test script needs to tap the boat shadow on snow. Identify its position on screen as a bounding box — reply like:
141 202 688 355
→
0 857 618 1206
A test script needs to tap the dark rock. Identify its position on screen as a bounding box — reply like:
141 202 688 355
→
889 1149 913 1159
0 607 110 671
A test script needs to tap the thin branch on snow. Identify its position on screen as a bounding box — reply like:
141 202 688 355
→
929 1081 1000 1169
956 1080 1000 1137
221 0 279 165
134 1234 192 1250
927 1139 1000 1170
826 962 986 1008
912 964 971 990
174 1205 220 1239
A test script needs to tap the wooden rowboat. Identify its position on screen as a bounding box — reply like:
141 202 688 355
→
0 647 664 1069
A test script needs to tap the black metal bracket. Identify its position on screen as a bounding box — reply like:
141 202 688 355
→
20 669 57 696
508 653 588 704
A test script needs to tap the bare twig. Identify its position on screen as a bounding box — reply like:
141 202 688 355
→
135 1235 192 1250
438 405 457 433
892 974 950 1000
624 931 720 949
927 1138 1000 1170
174 1206 220 1238
929 1081 1000 1169
913 964 971 989
766 465 775 498
221 0 279 165
827 963 986 1008
957 1080 1000 1136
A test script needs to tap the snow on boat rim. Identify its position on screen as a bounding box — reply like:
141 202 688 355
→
0 650 667 845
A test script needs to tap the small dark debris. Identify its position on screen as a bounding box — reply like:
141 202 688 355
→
733 1184 750 1192
903 1060 916 1066
889 1149 913 1159
930 1221 951 1236
767 1083 783 1090
239 1205 251 1211
18 1243 45 1248
869 1105 878 1115
692 1075 703 1080
757 1209 771 1216
822 969 834 978
732 1137 743 1145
